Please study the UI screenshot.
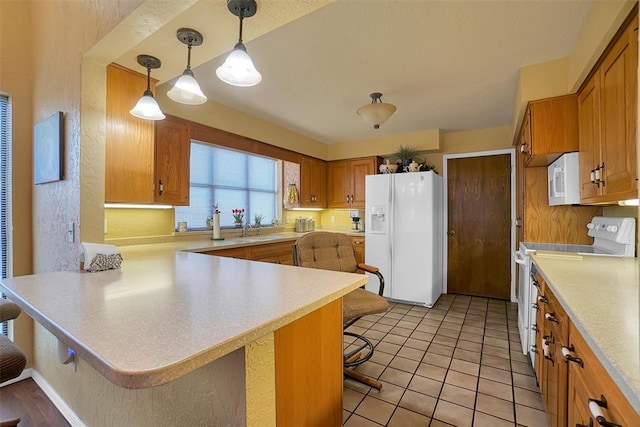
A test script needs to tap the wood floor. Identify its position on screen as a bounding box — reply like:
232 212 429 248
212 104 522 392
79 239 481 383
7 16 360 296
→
0 379 70 427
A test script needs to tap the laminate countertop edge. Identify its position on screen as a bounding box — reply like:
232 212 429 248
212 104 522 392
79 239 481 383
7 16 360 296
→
1 245 368 389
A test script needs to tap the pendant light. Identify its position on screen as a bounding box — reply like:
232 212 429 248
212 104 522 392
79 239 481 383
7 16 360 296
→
167 28 208 105
129 55 166 120
216 0 262 87
356 92 397 129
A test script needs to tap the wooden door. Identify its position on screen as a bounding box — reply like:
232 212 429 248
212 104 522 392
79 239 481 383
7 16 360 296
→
600 13 638 200
578 72 601 202
155 117 190 205
447 154 511 299
327 160 351 208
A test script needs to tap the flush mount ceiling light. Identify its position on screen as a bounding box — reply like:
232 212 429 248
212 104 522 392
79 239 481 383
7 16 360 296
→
167 28 208 105
216 0 262 87
356 92 397 129
129 55 166 120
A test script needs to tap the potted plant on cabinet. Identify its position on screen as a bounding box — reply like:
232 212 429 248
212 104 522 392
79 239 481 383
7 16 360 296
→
392 145 422 171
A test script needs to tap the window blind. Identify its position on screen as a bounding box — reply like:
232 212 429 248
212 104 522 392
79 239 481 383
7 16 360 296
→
175 142 277 230
0 94 12 336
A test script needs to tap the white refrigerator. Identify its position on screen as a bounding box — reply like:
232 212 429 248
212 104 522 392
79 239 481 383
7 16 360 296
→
365 171 444 307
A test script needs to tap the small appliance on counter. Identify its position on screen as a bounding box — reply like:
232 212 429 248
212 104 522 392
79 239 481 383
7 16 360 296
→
295 217 315 233
350 210 364 232
548 152 580 206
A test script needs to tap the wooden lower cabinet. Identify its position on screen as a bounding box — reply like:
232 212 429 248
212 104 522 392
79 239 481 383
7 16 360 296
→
351 235 365 266
534 271 640 427
202 240 295 264
248 241 295 265
567 322 640 427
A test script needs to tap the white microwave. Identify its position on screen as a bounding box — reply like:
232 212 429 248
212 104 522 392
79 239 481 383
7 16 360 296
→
548 152 580 206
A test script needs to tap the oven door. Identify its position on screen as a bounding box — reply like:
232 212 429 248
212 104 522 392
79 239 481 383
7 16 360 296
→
513 249 530 354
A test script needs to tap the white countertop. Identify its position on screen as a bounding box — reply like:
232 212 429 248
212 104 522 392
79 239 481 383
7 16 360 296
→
531 252 639 412
0 240 367 389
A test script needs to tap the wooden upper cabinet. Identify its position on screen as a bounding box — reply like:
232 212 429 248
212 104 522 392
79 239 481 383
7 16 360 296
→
327 156 381 208
155 116 191 206
299 156 326 208
105 64 156 203
579 10 638 204
520 94 579 167
578 73 601 201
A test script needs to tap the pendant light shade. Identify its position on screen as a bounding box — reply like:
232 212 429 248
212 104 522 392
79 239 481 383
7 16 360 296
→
216 0 262 87
357 92 397 129
167 28 208 105
130 55 166 120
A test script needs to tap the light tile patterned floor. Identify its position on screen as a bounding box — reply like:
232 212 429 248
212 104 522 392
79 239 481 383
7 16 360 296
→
343 294 549 427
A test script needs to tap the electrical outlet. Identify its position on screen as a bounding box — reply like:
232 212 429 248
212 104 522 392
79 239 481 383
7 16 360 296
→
285 215 290 224
104 219 108 234
67 222 74 243
331 215 336 223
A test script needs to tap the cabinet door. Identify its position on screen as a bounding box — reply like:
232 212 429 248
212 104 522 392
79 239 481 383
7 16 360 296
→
350 158 377 208
105 64 155 203
155 117 190 206
578 72 602 202
299 156 326 208
567 366 595 427
327 160 351 208
527 95 579 167
599 13 638 200
351 236 365 266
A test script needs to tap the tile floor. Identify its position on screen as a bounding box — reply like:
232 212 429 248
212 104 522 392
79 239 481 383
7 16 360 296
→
342 294 549 427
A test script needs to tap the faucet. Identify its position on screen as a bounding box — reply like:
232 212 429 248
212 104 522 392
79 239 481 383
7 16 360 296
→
241 222 252 237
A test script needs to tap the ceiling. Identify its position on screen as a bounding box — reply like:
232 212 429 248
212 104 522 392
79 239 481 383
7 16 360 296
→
115 0 593 144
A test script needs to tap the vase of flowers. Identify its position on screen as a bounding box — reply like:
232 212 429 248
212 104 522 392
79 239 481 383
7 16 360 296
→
232 209 245 227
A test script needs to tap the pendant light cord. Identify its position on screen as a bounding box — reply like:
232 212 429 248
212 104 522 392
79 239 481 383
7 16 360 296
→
237 7 245 44
144 64 153 96
186 39 193 70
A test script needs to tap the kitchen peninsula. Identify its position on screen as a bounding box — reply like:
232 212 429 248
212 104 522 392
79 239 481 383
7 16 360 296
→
0 241 367 426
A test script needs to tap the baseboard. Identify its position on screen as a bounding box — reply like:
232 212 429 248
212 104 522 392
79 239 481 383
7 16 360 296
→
31 370 86 427
0 368 33 387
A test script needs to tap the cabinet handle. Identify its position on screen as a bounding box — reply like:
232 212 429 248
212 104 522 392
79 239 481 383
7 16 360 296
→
531 324 538 332
531 277 540 288
590 169 596 184
545 312 559 323
350 194 354 204
531 303 539 310
346 195 350 204
598 162 605 187
530 345 538 354
158 180 164 195
589 395 622 427
561 345 584 368
538 295 548 304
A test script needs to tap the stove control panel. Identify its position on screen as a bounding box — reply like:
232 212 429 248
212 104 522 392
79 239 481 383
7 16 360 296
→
587 216 635 244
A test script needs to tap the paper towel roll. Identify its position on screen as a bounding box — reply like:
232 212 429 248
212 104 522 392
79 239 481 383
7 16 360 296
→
213 212 221 239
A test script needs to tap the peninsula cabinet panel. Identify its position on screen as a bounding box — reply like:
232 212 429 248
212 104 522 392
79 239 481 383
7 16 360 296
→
327 156 381 208
275 298 343 427
105 64 156 203
567 322 640 427
248 241 295 265
155 116 191 206
299 156 326 208
579 10 638 204
519 95 579 167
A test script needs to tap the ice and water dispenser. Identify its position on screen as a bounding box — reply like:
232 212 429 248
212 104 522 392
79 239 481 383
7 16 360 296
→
369 206 386 234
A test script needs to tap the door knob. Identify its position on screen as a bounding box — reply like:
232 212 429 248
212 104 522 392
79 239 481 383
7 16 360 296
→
448 230 456 236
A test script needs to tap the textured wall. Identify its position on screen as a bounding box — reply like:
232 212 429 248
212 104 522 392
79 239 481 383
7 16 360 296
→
35 324 246 426
0 0 35 362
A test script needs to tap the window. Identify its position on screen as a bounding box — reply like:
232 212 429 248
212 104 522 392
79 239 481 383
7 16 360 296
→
1 94 12 336
175 141 279 230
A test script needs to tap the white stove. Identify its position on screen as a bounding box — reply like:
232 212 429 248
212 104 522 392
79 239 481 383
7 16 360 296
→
513 216 636 367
